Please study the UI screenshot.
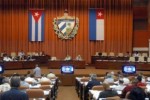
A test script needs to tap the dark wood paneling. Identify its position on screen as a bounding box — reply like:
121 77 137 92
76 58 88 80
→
133 31 149 47
133 6 148 19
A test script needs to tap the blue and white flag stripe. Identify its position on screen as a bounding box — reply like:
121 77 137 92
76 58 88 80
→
29 11 44 41
89 9 104 40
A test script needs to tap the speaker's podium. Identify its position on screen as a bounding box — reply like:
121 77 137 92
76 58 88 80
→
60 65 75 86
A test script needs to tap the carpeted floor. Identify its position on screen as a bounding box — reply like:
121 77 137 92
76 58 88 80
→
56 86 79 100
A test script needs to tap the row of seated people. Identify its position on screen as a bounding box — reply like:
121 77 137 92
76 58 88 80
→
1 51 46 61
95 51 148 57
2 54 83 61
76 72 150 100
94 52 150 62
1 51 46 58
0 72 58 100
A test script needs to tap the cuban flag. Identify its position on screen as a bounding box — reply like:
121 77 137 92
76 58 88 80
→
89 9 104 40
29 10 44 41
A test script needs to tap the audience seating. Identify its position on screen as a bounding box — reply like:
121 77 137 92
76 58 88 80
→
109 52 115 57
96 77 104 82
26 89 45 99
40 81 51 85
27 52 32 56
147 57 150 62
102 52 107 56
40 85 51 90
128 76 135 81
129 57 135 62
92 85 104 91
11 52 17 57
51 57 57 61
138 56 145 62
142 53 148 57
118 53 124 57
80 77 89 82
107 96 120 100
19 86 29 90
26 81 33 84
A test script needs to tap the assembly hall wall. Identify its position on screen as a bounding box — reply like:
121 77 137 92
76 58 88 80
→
0 0 133 63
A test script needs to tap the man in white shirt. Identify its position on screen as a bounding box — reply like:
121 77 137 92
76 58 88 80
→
113 80 126 91
0 77 11 92
20 76 29 87
103 74 114 84
64 55 71 61
3 55 12 61
18 50 25 60
76 55 82 61
25 74 37 84
40 75 51 82
33 64 41 78
47 72 56 79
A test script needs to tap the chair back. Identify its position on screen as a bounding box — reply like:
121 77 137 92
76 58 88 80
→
102 52 107 56
26 89 44 98
129 57 135 62
147 57 150 62
40 81 51 85
118 53 124 57
40 85 51 90
109 52 115 57
11 52 16 57
96 77 104 82
19 86 29 90
51 57 57 61
92 85 104 91
107 96 120 100
80 77 89 82
142 53 148 57
27 52 32 56
138 56 145 62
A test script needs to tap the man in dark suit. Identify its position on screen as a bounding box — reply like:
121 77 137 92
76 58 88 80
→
0 76 29 100
85 74 101 100
86 74 101 90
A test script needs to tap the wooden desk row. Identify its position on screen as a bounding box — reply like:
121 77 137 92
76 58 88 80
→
91 56 129 64
95 61 150 71
91 56 148 64
0 60 86 70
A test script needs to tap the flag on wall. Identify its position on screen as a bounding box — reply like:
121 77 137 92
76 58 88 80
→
29 10 44 41
89 9 104 40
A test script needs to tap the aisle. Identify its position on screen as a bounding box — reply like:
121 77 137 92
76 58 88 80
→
56 86 79 100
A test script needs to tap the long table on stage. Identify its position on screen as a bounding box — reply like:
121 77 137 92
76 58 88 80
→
47 60 86 69
95 61 150 71
1 61 38 70
0 60 86 69
91 56 130 64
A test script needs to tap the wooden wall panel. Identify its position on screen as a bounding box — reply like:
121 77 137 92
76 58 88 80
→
133 31 150 47
0 0 133 63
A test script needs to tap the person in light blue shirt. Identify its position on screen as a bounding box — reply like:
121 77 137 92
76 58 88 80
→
20 76 29 87
33 64 41 78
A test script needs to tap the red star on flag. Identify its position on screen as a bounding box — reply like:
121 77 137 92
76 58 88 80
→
31 10 43 22
97 9 104 19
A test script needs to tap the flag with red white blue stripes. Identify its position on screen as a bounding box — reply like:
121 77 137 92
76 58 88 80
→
29 10 44 41
89 9 104 40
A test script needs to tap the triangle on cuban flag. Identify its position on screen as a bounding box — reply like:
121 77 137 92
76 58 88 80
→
29 10 45 42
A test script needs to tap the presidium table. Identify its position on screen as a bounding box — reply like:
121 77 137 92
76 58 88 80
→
0 60 86 70
95 60 150 71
